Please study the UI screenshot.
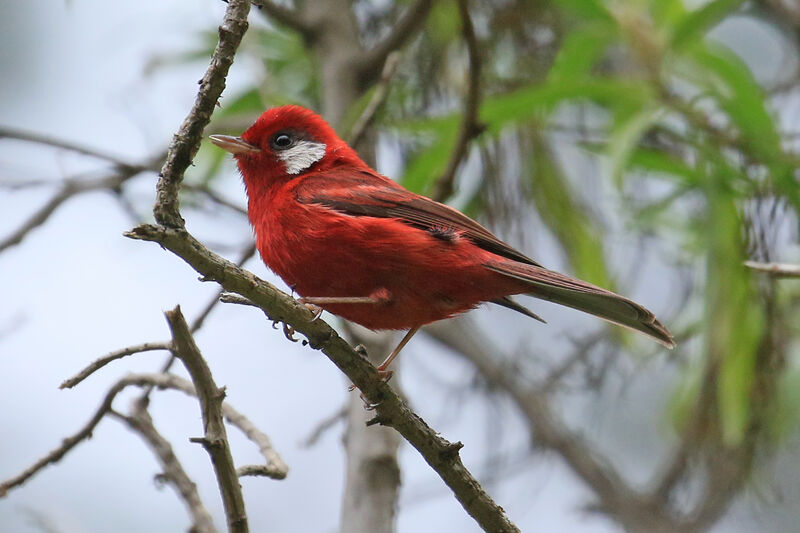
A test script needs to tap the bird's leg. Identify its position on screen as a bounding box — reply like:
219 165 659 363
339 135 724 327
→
298 296 383 305
375 326 420 381
346 327 420 392
298 296 381 322
299 289 392 321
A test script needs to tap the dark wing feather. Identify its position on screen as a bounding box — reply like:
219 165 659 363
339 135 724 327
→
485 262 675 348
295 169 541 266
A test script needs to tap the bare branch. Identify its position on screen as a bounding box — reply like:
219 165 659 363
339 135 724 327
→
0 126 136 168
125 224 520 532
744 260 800 278
137 244 258 406
153 0 251 228
1 170 142 253
424 319 674 530
346 51 402 149
164 306 249 533
301 405 347 448
0 151 163 254
183 183 248 216
60 341 172 390
431 0 484 202
359 0 433 83
252 0 315 36
223 400 289 480
155 373 288 479
110 406 218 533
0 373 168 497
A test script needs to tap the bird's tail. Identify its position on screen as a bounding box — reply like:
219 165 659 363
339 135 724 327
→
486 262 675 349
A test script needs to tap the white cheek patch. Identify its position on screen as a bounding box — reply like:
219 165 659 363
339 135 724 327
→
278 140 327 175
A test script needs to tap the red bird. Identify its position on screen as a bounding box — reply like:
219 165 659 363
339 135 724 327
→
210 105 674 372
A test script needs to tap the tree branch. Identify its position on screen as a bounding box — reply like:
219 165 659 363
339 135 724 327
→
424 319 674 531
431 0 484 202
0 126 137 168
2 371 288 500
358 0 433 83
110 406 218 533
0 161 158 253
252 0 315 37
346 51 402 149
0 373 171 497
60 341 172 389
744 260 800 278
125 223 520 532
153 0 251 228
164 306 249 533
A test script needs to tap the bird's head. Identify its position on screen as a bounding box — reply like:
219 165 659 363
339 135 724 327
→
210 105 364 186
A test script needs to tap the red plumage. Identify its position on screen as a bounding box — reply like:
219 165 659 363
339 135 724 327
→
210 105 674 352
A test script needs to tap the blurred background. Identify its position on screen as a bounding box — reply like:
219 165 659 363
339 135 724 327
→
1 0 800 531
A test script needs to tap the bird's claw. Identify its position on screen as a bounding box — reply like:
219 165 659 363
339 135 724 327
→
282 322 298 342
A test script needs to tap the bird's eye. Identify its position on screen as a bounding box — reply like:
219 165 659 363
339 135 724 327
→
270 132 294 150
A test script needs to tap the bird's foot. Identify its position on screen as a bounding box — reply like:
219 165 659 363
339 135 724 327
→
301 302 324 321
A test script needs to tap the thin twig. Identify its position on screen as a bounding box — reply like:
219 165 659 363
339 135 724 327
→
301 405 348 448
183 183 248 216
3 370 288 499
150 373 288 479
346 51 402 149
431 0 484 202
0 373 167 497
138 244 258 405
164 306 249 533
125 224 520 533
60 341 172 389
0 126 137 168
0 151 163 254
744 260 800 278
1 171 140 253
251 0 314 36
424 318 656 525
110 406 218 533
153 0 251 228
359 0 433 83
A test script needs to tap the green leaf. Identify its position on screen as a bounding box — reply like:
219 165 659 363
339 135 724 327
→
555 0 615 24
548 24 617 82
217 88 264 118
627 146 702 186
609 106 663 185
650 0 687 29
400 128 458 194
670 0 745 49
685 42 800 210
428 0 461 46
705 178 765 445
526 131 613 289
689 43 778 158
481 79 654 133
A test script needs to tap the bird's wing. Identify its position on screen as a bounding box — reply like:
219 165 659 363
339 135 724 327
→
294 169 542 266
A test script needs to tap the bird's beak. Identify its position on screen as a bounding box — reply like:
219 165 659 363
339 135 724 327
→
209 134 261 154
